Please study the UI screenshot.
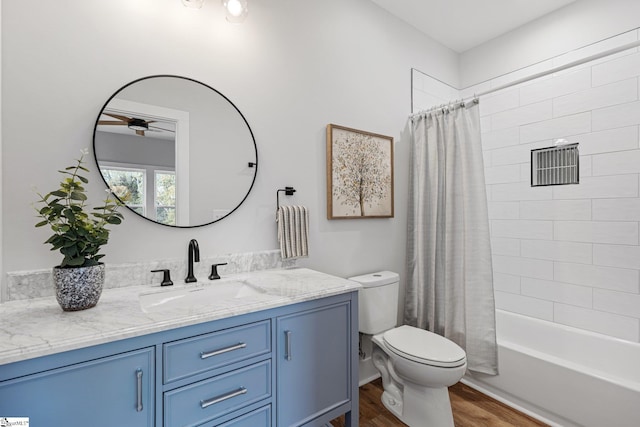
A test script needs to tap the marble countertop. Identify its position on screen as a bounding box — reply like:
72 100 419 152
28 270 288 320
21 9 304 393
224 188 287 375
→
0 268 360 366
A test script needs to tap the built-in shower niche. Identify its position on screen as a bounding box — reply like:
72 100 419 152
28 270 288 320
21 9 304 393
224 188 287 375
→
530 143 579 187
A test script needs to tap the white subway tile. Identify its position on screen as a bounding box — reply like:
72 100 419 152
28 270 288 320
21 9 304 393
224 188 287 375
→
520 68 591 106
570 126 639 155
413 72 425 91
481 127 520 150
520 163 530 182
492 255 520 276
594 289 640 319
492 255 554 280
593 198 640 221
521 239 592 264
483 150 492 168
554 303 639 341
592 52 640 87
421 75 459 101
492 220 553 240
493 273 521 294
413 91 446 113
485 164 521 184
520 200 591 220
492 101 552 131
461 81 491 99
491 139 556 167
592 149 640 175
521 277 592 308
490 60 554 90
594 244 640 269
580 155 593 178
554 262 640 293
520 112 591 144
517 257 556 280
480 116 492 132
491 238 520 256
553 79 638 118
554 221 638 245
492 182 553 202
480 89 519 117
592 100 640 131
495 291 554 320
491 144 528 166
553 175 638 200
553 31 639 68
487 202 519 219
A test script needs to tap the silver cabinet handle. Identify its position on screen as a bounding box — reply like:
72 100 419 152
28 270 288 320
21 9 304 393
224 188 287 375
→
285 330 292 361
200 342 247 359
200 387 247 409
136 369 143 412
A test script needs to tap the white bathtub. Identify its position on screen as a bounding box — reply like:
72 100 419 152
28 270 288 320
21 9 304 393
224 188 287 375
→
463 310 640 427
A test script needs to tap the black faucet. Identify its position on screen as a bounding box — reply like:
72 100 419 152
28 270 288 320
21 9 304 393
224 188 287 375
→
185 239 200 283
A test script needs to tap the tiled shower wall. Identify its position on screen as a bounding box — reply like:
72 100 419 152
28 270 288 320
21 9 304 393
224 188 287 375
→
412 30 640 343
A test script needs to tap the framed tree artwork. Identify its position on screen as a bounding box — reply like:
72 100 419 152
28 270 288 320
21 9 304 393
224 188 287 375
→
326 124 394 219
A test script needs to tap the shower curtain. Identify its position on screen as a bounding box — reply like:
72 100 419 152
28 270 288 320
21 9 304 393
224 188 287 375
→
405 100 498 375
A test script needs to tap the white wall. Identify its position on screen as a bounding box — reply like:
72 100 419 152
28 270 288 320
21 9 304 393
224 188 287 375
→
0 0 458 296
460 0 640 88
0 4 3 301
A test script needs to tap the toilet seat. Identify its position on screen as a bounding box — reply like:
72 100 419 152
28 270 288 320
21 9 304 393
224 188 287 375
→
383 325 466 368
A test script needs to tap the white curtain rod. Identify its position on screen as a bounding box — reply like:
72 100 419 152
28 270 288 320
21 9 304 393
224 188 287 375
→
470 39 640 100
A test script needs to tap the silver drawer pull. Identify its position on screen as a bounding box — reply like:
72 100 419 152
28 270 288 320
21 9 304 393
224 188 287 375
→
200 387 247 409
200 342 247 359
136 369 143 412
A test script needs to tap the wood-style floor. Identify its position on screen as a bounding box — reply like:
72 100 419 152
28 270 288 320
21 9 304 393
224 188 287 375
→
330 378 548 427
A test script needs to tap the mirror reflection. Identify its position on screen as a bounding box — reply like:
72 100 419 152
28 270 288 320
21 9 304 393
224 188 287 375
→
93 75 257 227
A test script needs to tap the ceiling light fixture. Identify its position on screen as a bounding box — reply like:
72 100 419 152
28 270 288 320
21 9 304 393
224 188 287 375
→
182 0 205 9
222 0 248 23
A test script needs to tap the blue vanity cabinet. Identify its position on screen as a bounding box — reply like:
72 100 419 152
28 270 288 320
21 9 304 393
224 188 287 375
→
276 300 354 427
0 347 154 427
0 288 359 427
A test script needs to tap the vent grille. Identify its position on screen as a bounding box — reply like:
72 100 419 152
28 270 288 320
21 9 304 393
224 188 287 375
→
531 143 579 187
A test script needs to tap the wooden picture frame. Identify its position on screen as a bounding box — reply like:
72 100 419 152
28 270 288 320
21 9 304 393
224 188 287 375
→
326 124 394 219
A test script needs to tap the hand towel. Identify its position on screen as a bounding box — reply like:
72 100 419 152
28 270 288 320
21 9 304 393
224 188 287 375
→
277 205 309 259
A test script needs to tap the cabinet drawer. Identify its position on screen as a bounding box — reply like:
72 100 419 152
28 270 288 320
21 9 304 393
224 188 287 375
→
165 360 271 427
210 405 270 427
164 320 270 383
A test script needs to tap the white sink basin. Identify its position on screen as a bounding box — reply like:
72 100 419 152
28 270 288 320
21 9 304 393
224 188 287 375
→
139 281 270 314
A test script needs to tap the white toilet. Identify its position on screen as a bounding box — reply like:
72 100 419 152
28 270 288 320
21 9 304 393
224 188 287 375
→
350 271 467 427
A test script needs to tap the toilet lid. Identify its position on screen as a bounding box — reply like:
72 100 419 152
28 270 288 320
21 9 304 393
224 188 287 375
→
383 325 466 368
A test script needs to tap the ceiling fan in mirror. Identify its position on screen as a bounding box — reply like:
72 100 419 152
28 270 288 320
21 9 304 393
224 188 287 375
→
97 112 175 137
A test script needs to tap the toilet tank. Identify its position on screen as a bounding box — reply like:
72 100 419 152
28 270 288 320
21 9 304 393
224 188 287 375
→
349 271 399 335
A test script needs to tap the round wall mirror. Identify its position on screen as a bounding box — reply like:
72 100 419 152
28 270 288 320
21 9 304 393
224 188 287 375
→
93 75 258 227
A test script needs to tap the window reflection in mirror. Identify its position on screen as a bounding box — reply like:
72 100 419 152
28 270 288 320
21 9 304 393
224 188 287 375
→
93 75 258 228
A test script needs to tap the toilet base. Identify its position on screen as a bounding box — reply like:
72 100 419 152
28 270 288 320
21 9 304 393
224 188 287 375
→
401 381 455 427
371 332 462 427
381 389 404 419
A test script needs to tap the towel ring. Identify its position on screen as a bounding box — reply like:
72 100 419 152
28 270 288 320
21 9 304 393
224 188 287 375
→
276 187 296 218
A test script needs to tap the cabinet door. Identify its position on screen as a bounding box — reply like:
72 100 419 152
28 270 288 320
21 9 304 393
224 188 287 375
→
277 301 351 427
0 347 154 427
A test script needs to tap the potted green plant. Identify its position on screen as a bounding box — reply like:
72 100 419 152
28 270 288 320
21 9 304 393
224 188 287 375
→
33 149 124 311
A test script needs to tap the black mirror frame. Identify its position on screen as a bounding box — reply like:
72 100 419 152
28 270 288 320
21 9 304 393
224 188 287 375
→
92 74 258 228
